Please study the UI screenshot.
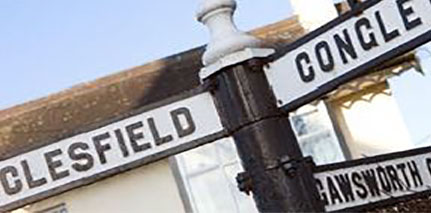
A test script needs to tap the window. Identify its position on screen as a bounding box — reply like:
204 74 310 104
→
174 138 257 213
290 101 347 165
173 101 349 212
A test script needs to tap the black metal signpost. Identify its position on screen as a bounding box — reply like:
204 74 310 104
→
205 59 324 212
4 0 431 212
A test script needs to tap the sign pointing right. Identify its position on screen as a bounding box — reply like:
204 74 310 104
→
265 0 431 111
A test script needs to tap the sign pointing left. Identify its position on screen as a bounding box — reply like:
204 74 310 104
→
0 90 226 211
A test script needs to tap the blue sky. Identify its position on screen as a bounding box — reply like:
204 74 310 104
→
1 0 431 146
0 0 291 110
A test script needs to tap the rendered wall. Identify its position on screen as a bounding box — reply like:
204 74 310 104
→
330 83 414 159
12 160 185 213
290 0 338 31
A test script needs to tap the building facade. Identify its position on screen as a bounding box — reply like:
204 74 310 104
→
2 0 431 212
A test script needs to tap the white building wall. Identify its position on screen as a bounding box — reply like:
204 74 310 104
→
13 160 185 213
290 0 338 31
330 84 414 159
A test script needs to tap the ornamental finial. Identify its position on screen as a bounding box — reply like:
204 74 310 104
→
196 0 261 66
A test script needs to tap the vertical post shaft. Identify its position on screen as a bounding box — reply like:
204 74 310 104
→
207 59 324 212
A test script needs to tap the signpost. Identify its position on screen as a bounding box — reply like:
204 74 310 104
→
265 0 431 111
314 147 431 212
0 89 226 212
5 0 431 212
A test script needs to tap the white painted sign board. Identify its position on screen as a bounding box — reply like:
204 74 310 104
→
265 0 431 110
314 147 431 212
0 91 225 211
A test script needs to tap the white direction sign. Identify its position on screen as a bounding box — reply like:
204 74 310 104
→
265 0 431 110
0 91 225 211
314 147 431 212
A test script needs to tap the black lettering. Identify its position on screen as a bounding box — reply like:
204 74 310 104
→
355 17 379 51
334 29 358 64
68 142 95 172
397 163 411 188
171 108 196 138
44 149 70 181
335 173 354 202
397 0 423 30
386 165 403 191
352 172 368 199
361 169 381 197
315 41 334 72
148 118 173 146
407 161 423 187
93 132 112 164
295 52 315 82
377 166 391 192
114 129 130 158
21 160 47 189
0 166 22 195
126 122 151 153
375 11 400 42
427 158 431 177
327 177 343 205
315 178 329 205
